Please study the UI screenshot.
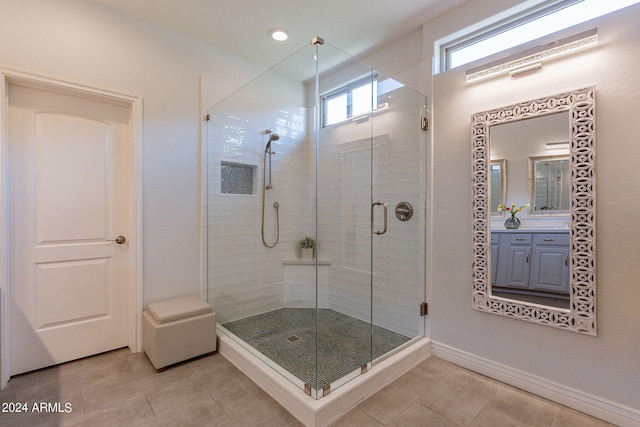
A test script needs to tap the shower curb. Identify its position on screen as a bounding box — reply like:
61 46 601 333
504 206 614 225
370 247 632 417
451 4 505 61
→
218 330 430 426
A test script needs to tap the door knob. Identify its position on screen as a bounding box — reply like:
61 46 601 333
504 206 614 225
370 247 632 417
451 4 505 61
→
107 235 126 244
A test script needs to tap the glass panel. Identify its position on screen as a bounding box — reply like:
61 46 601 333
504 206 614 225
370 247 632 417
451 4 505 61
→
371 73 427 356
206 43 315 395
205 38 426 400
315 43 374 396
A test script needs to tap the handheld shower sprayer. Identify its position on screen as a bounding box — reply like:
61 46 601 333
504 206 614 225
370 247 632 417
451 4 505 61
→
264 129 279 190
265 129 280 153
262 129 280 248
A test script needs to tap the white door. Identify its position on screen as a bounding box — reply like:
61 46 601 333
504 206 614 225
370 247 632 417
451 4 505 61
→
8 83 130 375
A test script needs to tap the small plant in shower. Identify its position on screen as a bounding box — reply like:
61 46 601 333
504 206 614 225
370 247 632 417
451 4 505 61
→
298 236 315 259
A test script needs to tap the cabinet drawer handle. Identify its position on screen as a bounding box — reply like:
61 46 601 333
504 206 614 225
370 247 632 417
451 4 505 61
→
516 237 526 241
543 238 554 241
526 254 529 263
565 256 568 266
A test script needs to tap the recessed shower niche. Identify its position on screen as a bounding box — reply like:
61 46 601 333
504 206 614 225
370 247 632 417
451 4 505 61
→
204 36 428 423
220 161 256 195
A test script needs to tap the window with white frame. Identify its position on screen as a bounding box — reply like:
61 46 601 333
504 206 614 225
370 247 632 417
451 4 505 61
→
437 0 640 72
321 77 403 127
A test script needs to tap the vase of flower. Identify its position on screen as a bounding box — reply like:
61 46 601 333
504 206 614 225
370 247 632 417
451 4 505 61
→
504 216 521 229
497 203 528 230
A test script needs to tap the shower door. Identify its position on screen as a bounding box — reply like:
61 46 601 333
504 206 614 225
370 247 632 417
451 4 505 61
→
314 44 427 396
314 53 378 396
369 74 427 358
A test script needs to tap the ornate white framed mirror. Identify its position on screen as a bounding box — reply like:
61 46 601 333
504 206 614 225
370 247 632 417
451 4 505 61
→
471 87 596 335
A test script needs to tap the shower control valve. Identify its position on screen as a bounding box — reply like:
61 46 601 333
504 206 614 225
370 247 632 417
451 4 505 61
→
395 202 414 221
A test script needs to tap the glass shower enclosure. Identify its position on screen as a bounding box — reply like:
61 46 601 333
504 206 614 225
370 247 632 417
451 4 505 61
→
206 37 426 398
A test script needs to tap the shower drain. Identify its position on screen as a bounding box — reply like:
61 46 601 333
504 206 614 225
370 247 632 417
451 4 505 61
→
286 335 301 342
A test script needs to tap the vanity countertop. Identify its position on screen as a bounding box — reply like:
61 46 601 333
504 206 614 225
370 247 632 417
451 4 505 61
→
492 228 570 233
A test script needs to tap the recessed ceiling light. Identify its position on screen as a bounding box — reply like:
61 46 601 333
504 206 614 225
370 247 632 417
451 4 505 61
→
268 28 288 42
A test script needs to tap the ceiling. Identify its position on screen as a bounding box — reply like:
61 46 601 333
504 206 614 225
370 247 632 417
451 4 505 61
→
89 0 468 68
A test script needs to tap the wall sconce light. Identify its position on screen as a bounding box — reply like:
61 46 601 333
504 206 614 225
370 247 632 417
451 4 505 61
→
466 28 598 83
546 141 570 150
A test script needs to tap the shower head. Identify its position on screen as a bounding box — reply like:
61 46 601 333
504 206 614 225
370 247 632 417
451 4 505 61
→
265 130 280 152
265 129 280 142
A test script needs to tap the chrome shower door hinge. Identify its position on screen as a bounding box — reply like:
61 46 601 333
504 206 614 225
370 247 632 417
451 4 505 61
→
420 302 429 316
323 384 331 396
421 116 429 131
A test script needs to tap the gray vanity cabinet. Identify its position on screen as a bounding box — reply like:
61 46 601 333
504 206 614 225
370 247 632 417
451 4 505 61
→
490 233 500 285
497 233 532 289
530 233 570 293
493 231 569 295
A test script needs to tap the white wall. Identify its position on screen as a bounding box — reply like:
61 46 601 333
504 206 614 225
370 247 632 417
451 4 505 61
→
361 28 424 93
428 1 640 423
206 66 311 323
0 0 266 306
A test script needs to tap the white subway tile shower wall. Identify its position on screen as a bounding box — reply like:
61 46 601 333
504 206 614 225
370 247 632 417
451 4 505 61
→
206 72 425 338
207 71 310 324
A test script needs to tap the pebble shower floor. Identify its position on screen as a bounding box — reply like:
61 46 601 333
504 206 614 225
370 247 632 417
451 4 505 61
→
222 308 411 392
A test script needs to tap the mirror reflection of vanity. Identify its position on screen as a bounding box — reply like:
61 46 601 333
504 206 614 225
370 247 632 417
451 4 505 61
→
489 110 571 308
491 229 570 309
472 87 596 335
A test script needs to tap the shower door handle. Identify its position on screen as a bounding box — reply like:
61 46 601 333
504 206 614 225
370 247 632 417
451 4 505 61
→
371 201 388 235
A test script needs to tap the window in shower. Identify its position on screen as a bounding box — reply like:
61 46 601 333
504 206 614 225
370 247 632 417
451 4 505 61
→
321 76 403 127
220 161 255 194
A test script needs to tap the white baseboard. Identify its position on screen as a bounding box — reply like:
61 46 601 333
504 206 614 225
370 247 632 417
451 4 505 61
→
431 341 640 427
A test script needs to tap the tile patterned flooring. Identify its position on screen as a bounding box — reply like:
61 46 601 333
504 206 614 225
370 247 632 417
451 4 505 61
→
222 308 410 391
0 348 615 426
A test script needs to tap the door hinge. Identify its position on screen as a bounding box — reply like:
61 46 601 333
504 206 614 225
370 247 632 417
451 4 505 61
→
421 116 429 131
205 114 211 121
420 302 428 316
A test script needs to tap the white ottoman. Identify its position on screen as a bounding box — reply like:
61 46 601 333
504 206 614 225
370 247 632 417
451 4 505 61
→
142 296 217 371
